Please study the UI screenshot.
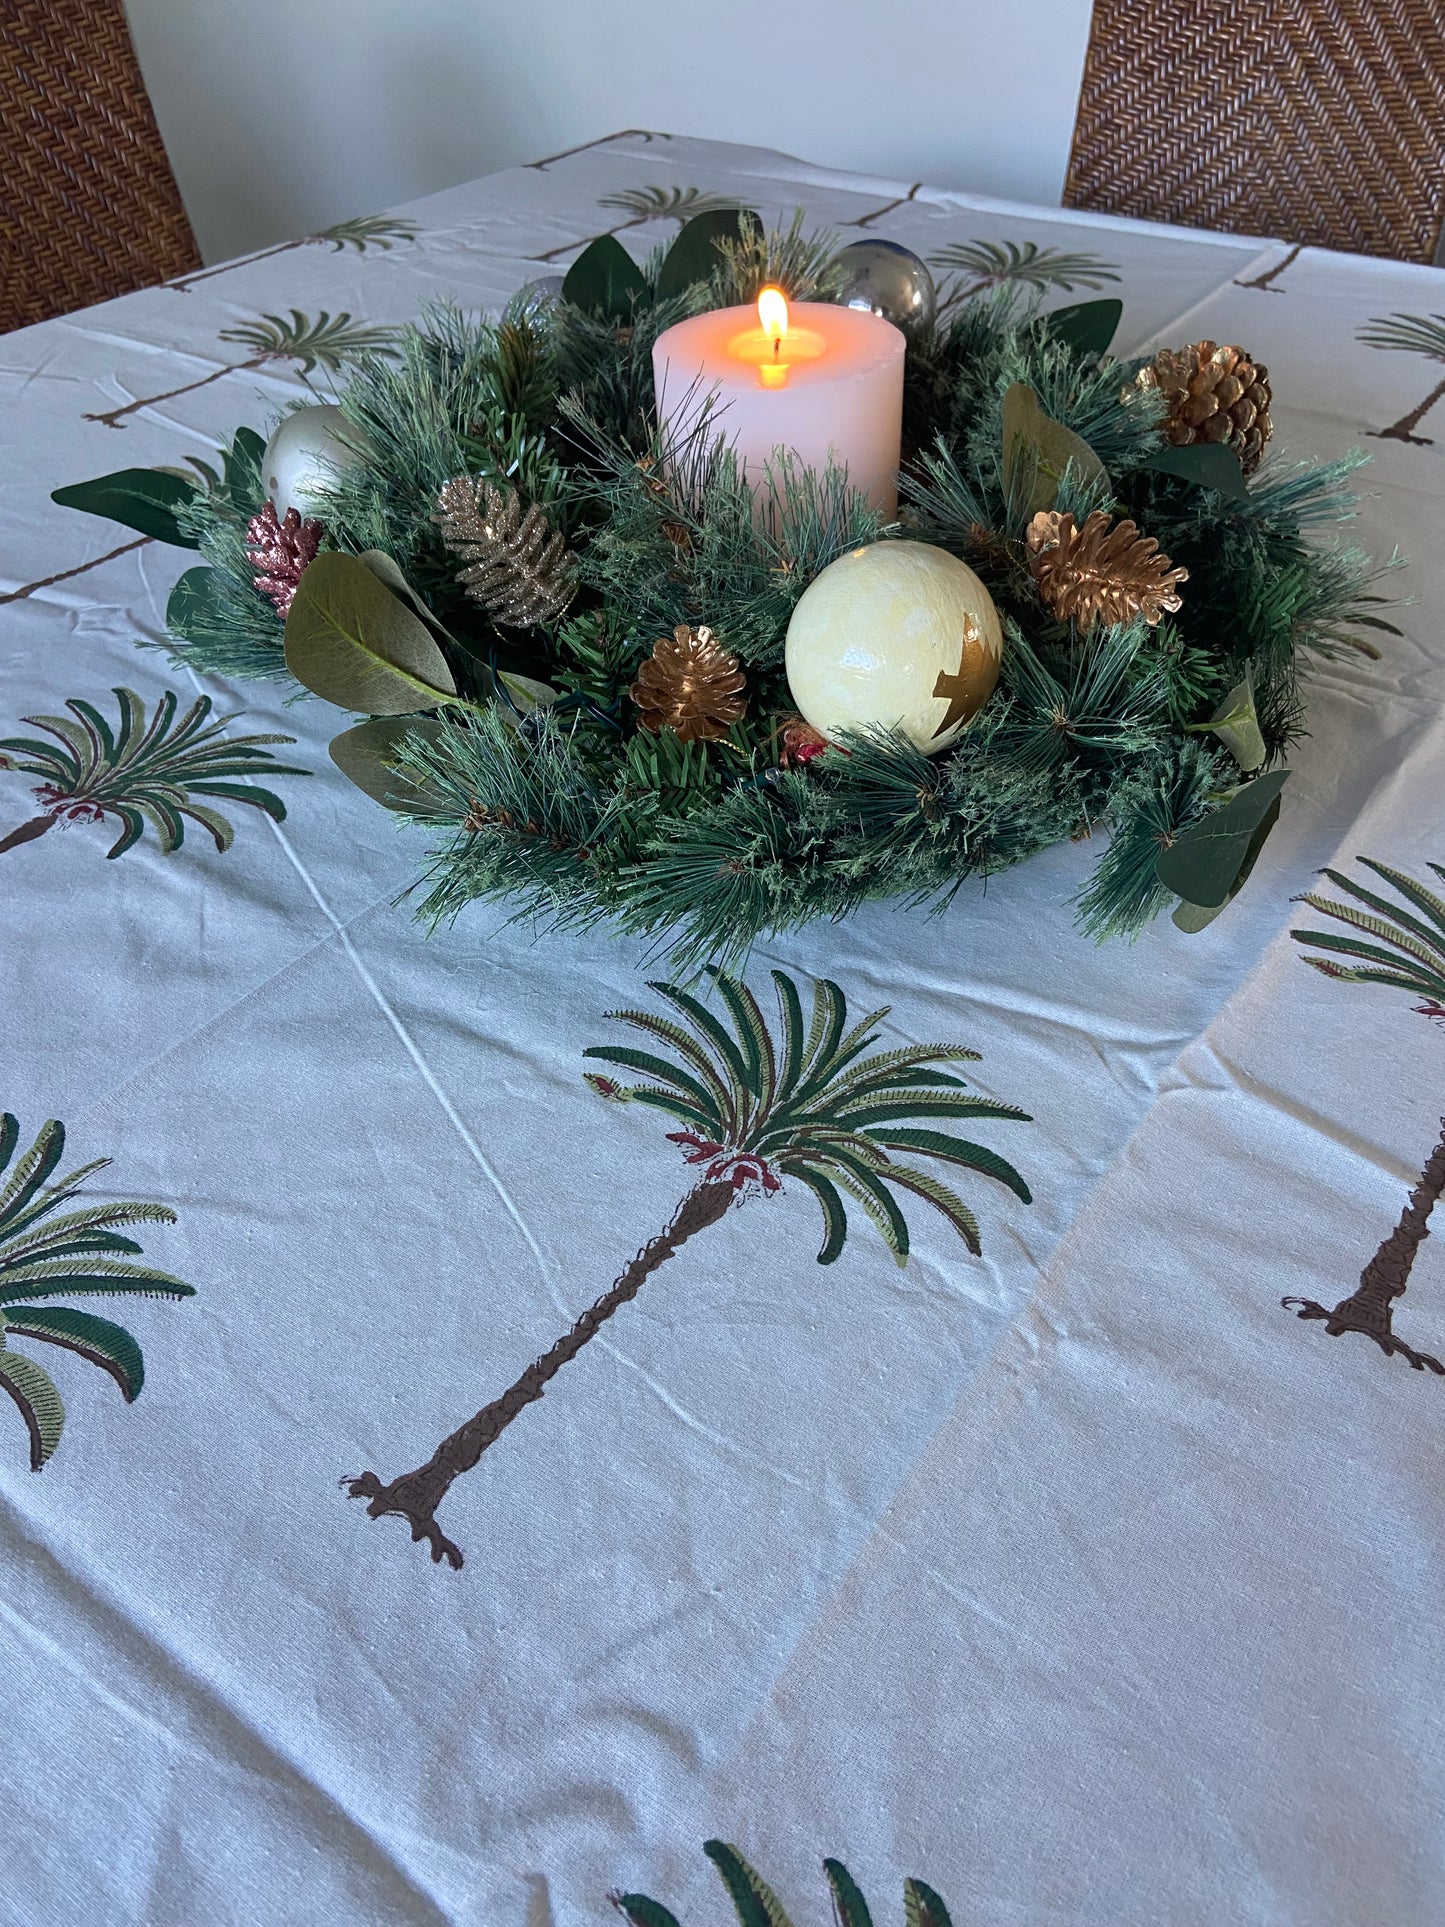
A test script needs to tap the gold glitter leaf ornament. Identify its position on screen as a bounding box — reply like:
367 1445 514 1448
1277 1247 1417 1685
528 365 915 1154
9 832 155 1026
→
1027 509 1188 632
631 625 747 743
435 477 575 628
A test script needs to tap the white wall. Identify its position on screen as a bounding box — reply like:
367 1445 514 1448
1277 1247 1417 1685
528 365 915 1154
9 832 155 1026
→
124 0 1094 265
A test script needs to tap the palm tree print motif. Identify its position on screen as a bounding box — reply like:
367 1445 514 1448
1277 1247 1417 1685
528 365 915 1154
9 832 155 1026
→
531 184 744 262
1284 857 1445 1373
346 968 1033 1568
0 1113 195 1469
83 309 399 429
611 1837 954 1927
929 238 1121 305
167 214 419 292
1359 313 1445 444
0 686 304 858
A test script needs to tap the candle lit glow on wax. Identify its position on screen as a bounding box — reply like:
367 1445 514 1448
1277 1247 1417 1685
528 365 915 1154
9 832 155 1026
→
651 286 905 514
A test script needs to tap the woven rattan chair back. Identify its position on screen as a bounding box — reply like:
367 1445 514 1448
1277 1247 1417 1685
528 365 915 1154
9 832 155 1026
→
0 0 200 333
1064 0 1445 263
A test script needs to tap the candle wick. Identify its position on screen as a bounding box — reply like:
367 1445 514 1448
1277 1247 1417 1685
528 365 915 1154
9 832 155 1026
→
773 337 780 359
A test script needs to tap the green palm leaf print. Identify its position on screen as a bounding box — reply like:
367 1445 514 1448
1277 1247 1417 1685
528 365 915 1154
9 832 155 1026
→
585 966 1031 1264
1293 858 1445 1006
598 185 744 224
217 308 401 375
0 1115 195 1468
930 237 1120 298
0 685 305 858
610 1839 955 1927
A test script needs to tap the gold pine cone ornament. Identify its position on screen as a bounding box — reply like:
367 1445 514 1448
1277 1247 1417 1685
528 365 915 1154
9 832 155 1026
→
1143 340 1273 475
631 625 747 743
1028 510 1188 633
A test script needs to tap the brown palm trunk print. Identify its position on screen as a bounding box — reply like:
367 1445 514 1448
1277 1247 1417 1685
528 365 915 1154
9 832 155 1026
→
524 129 665 172
83 355 268 429
530 210 670 264
846 183 924 229
1372 373 1445 445
0 535 152 606
1283 1118 1445 1373
1234 242 1304 292
345 1179 737 1568
0 816 54 855
167 239 308 292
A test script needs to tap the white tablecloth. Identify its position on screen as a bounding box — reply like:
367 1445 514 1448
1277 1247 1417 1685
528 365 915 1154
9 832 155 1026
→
3 132 1444 1926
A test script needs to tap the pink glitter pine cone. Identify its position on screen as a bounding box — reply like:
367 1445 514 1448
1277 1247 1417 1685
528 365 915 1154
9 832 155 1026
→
246 502 322 617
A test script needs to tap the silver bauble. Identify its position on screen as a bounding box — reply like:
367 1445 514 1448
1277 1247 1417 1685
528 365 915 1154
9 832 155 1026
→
833 238 936 331
262 404 368 519
513 273 566 316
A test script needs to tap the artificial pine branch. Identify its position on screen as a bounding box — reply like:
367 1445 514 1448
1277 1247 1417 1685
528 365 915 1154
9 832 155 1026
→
704 210 847 307
553 610 643 713
1075 742 1223 936
565 404 886 671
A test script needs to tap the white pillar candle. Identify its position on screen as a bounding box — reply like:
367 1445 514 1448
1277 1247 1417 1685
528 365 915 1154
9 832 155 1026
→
651 291 906 517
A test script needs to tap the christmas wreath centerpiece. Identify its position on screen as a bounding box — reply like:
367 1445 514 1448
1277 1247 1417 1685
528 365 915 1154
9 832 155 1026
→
58 211 1391 961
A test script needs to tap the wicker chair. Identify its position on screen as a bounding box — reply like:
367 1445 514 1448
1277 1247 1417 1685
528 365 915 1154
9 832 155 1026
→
0 0 200 333
1064 0 1445 263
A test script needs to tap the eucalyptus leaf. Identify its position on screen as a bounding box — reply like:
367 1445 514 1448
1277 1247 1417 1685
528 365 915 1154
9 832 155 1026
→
329 716 448 810
1185 677 1266 772
356 549 456 640
166 565 222 641
1139 442 1248 501
654 208 761 303
1171 793 1283 931
284 552 457 714
561 234 649 321
1040 297 1123 359
232 424 267 464
51 468 200 547
1171 897 1225 933
1156 768 1290 909
494 668 560 715
1001 383 1107 519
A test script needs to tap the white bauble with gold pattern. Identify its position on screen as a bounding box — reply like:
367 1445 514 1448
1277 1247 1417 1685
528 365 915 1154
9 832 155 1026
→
784 541 1002 754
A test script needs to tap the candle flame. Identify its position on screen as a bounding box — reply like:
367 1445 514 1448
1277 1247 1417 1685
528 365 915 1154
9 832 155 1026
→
758 286 789 343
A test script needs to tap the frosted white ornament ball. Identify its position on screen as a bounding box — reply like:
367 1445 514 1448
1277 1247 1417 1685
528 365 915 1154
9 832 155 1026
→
263 404 366 519
784 541 1002 755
